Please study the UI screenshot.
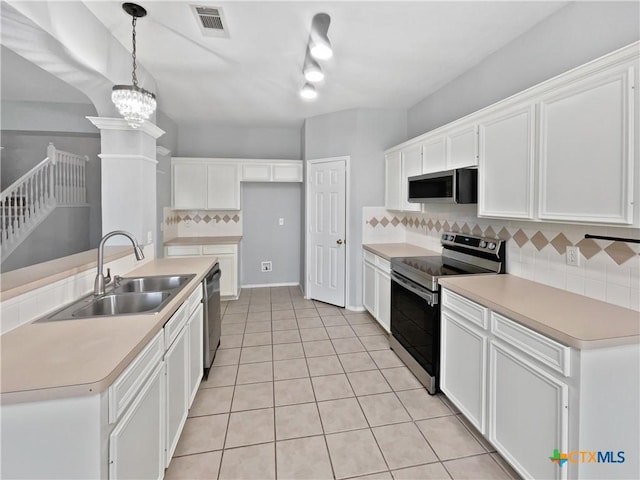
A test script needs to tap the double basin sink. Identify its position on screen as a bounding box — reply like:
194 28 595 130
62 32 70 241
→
39 274 196 322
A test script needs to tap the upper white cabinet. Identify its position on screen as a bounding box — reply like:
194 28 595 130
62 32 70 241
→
207 163 240 210
173 163 207 210
537 65 634 224
172 158 302 210
385 144 421 212
447 124 478 169
478 105 535 219
421 136 446 173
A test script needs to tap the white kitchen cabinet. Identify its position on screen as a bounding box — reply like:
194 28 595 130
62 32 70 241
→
242 161 303 182
447 124 478 169
165 323 189 466
440 309 487 434
362 250 391 332
384 151 403 211
478 104 535 219
384 144 421 212
272 163 303 182
207 163 240 210
172 163 207 209
538 64 635 224
165 243 239 299
108 362 165 480
421 136 446 173
488 341 568 480
187 303 204 406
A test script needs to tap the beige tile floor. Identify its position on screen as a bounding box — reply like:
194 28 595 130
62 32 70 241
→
166 286 521 480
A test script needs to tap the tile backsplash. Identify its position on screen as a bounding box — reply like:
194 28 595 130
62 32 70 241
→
363 205 640 311
163 208 243 238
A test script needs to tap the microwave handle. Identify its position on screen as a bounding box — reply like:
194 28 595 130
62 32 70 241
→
391 273 439 306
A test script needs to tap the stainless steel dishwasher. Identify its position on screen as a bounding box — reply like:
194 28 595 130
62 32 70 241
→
203 263 221 379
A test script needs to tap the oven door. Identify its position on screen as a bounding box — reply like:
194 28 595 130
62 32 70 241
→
390 271 440 394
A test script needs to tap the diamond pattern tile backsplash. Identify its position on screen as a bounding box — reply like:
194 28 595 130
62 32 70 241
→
362 206 640 311
163 208 242 238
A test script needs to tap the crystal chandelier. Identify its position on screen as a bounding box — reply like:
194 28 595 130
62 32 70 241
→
112 3 156 128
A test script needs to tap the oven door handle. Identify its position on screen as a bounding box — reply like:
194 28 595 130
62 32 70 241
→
391 272 439 306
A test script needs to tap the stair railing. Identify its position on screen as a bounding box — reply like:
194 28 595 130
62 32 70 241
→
0 143 88 255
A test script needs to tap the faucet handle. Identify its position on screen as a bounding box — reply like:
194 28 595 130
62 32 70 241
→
104 268 112 285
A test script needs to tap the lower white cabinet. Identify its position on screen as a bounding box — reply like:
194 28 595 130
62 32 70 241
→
108 362 165 480
441 287 640 480
440 310 487 434
488 341 568 480
362 250 391 332
165 325 189 466
165 244 239 298
188 304 204 405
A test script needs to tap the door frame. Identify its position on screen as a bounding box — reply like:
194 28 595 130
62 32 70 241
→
304 156 351 307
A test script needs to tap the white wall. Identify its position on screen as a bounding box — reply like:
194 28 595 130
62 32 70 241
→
407 1 640 136
241 182 302 286
177 124 302 159
1 206 90 273
304 108 407 309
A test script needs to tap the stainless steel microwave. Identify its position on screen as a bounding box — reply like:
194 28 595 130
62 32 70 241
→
407 168 477 204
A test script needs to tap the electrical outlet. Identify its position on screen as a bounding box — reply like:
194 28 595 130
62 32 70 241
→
566 246 580 266
261 261 272 272
279 218 285 226
147 231 152 243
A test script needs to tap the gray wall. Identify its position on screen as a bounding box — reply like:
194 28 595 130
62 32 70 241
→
241 182 302 286
1 206 90 272
177 124 302 159
0 130 102 248
407 1 640 136
304 108 407 308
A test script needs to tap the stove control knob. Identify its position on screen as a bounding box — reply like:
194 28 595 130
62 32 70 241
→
488 242 496 250
448 234 455 241
441 234 448 242
479 240 487 248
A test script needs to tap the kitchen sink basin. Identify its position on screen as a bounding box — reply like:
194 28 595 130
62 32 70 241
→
114 274 194 293
71 292 171 317
36 273 196 322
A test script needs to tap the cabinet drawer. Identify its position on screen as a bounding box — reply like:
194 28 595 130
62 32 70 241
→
165 302 190 348
184 284 203 316
375 257 391 274
202 244 236 255
441 289 488 329
166 245 202 257
363 250 376 264
108 329 164 424
491 312 570 377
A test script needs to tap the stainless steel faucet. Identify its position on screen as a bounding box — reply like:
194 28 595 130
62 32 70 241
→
94 230 145 296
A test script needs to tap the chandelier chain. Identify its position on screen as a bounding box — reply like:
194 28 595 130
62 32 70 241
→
131 16 138 87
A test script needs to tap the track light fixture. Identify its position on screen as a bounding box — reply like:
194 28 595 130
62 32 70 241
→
309 13 333 60
300 83 318 100
303 49 324 83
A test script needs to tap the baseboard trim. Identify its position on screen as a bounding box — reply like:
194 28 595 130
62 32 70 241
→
241 282 300 289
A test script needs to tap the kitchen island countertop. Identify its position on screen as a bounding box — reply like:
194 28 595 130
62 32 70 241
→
0 257 217 404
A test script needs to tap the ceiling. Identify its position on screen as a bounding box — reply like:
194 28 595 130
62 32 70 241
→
7 1 569 128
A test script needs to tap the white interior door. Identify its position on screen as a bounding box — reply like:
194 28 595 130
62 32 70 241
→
307 158 347 307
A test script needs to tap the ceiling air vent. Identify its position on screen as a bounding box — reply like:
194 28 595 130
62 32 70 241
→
191 5 230 38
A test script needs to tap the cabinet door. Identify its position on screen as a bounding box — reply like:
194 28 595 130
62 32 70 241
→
421 136 446 174
217 253 237 298
109 362 164 480
242 164 271 182
273 164 303 182
440 310 487 433
538 66 634 224
447 125 478 169
207 164 240 210
187 304 204 407
376 270 391 333
401 143 422 211
173 164 207 209
478 105 535 219
489 341 568 480
385 152 403 211
165 329 189 466
363 260 377 317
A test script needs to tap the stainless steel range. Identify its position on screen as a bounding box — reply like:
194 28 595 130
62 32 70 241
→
389 232 505 394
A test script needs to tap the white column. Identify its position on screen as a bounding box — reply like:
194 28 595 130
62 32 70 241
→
87 117 164 248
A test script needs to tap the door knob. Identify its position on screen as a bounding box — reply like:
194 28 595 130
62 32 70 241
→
336 239 344 245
